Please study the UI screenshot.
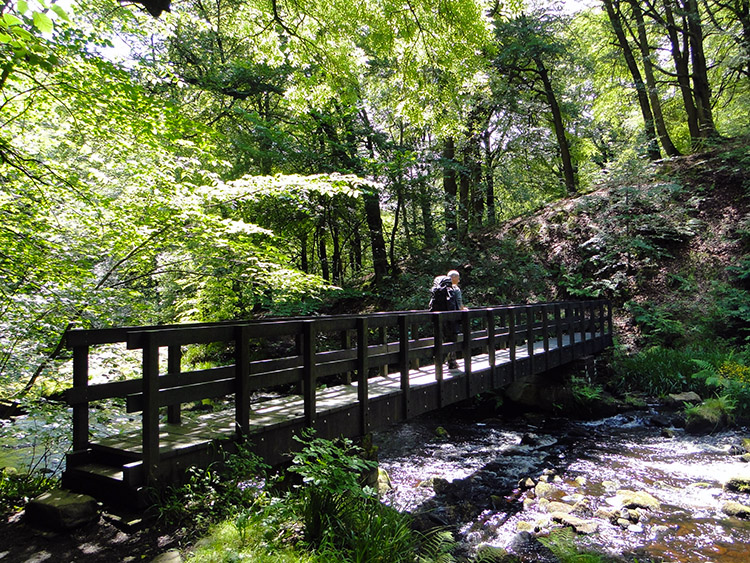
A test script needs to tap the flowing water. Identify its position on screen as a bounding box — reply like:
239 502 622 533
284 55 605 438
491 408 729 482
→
373 407 750 562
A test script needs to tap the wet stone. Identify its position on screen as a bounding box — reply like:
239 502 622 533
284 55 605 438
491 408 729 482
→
551 512 599 534
722 501 750 518
611 489 661 511
724 476 750 494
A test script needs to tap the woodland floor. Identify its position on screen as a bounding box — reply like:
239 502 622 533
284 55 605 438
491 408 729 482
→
0 508 187 563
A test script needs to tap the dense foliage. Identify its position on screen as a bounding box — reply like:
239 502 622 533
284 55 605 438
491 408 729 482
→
1 0 749 399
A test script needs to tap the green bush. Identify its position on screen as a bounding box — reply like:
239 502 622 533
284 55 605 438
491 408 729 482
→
0 468 55 514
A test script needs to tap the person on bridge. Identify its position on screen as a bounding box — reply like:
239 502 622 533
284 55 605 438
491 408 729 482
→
445 270 468 369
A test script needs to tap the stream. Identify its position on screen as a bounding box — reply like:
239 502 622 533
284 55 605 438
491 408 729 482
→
373 406 750 562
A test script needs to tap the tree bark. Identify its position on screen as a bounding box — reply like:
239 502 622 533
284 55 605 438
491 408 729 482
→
442 137 458 238
659 0 702 145
685 0 717 139
603 0 662 160
535 56 578 193
628 0 682 156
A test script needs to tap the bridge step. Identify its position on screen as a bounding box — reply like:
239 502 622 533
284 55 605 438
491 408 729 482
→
62 461 148 509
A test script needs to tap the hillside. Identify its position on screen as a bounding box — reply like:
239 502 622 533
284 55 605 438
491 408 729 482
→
384 139 750 353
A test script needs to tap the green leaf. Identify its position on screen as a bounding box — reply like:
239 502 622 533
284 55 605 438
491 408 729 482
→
17 1 29 14
51 4 69 21
3 13 22 27
33 12 54 34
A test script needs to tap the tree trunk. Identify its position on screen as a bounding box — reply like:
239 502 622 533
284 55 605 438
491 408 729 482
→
535 56 578 193
628 0 682 156
660 0 702 145
442 137 458 238
358 108 390 285
300 232 308 272
419 181 438 247
363 192 388 284
317 220 329 281
603 0 662 161
685 0 717 139
482 130 496 226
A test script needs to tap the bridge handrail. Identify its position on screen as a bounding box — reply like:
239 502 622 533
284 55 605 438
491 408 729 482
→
65 299 613 482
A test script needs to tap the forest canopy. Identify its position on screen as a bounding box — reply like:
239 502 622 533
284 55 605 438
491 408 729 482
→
1 0 749 396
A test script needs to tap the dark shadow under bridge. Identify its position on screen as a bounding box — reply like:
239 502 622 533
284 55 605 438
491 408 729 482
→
62 300 613 508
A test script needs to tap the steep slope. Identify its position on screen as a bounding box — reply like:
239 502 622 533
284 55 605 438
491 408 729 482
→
388 138 750 352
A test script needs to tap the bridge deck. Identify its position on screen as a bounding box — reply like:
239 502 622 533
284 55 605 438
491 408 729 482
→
62 301 612 508
91 334 584 457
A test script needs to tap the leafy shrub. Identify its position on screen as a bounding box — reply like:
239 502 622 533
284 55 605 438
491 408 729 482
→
153 444 269 532
609 345 732 397
0 468 55 514
692 354 750 417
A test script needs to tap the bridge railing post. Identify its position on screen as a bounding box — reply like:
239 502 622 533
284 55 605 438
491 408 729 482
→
542 304 550 372
303 321 317 425
71 344 89 453
142 333 160 484
356 317 370 434
526 305 535 372
508 308 516 380
462 310 472 395
555 303 563 352
167 345 182 424
399 315 410 418
487 309 496 385
433 314 444 406
235 325 250 439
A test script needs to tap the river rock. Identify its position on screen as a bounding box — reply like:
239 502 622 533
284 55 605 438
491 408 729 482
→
544 501 574 514
743 438 750 453
722 501 750 518
608 490 660 511
24 488 99 531
666 391 701 406
551 512 599 534
685 411 724 435
595 507 617 523
534 481 556 499
724 476 750 494
741 453 750 463
151 550 182 563
377 467 393 494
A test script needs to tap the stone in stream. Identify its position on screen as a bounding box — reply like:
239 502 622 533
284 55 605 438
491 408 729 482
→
550 512 599 534
723 475 750 494
607 489 661 511
722 501 750 518
665 391 701 406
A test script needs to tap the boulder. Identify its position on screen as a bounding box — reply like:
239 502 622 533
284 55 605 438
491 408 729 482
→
151 550 183 563
551 512 599 534
685 406 727 435
534 481 556 500
666 391 701 406
608 490 660 511
722 501 750 518
724 476 750 494
24 488 99 531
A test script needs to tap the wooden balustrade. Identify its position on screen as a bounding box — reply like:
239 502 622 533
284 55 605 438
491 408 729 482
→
64 300 612 487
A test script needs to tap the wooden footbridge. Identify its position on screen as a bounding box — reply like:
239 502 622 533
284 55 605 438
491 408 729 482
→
62 300 612 508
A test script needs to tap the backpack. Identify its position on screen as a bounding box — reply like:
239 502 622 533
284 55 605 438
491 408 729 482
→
429 275 457 312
